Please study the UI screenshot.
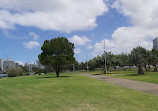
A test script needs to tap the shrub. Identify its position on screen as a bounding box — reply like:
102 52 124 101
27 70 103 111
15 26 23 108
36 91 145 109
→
34 72 38 75
37 70 42 75
43 70 47 74
34 69 44 75
25 72 30 76
7 67 24 77
38 72 41 75
2 72 7 74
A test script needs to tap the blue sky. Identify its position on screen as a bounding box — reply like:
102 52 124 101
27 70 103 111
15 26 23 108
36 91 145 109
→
0 0 157 64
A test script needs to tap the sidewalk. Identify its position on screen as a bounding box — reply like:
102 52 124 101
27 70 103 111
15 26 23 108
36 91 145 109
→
82 73 158 96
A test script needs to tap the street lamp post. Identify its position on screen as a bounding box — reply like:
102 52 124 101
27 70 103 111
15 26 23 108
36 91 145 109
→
73 64 75 71
104 40 107 77
87 55 89 71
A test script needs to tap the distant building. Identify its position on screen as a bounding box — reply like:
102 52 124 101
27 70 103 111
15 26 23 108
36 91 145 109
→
15 63 20 67
0 58 44 72
36 60 44 69
24 60 44 72
3 58 16 72
0 58 20 72
0 59 4 71
153 37 158 50
24 63 36 72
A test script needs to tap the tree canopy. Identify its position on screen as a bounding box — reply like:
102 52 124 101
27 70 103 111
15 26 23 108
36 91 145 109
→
38 37 75 77
129 46 148 75
78 46 158 75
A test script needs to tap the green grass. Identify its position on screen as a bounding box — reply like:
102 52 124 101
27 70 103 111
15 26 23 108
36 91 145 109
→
0 73 158 111
79 69 158 84
108 70 158 84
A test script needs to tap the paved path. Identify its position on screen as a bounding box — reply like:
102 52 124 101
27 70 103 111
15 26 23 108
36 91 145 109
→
81 73 158 96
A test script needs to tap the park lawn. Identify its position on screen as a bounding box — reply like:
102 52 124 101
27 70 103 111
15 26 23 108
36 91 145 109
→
107 70 158 84
79 69 158 84
0 73 158 111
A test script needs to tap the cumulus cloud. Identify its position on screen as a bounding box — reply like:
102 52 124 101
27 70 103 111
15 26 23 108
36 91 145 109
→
86 45 93 49
112 0 158 29
29 32 39 40
74 48 81 54
93 0 158 55
69 35 91 46
23 41 40 50
0 0 108 32
93 27 153 55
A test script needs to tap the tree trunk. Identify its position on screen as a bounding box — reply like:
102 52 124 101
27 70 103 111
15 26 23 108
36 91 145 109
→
144 65 147 71
114 66 116 70
154 65 157 72
123 67 126 71
148 65 150 71
107 65 109 70
129 66 131 71
138 65 144 75
56 71 59 77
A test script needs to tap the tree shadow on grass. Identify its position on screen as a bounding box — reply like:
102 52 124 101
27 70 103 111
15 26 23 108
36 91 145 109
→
107 73 118 74
93 73 112 75
124 74 146 77
37 76 73 79
93 74 102 75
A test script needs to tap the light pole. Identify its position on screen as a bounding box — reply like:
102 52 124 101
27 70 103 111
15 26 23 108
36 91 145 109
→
104 40 107 77
73 63 75 71
87 55 89 71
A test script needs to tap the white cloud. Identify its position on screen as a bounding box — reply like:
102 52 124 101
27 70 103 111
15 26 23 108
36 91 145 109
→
112 0 158 29
0 0 108 32
23 41 40 50
93 27 153 55
29 32 39 40
93 0 158 55
69 35 91 46
74 48 81 54
86 45 93 49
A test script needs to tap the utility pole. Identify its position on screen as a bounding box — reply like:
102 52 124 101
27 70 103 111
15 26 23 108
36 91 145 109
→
73 64 75 71
104 40 107 77
87 55 88 71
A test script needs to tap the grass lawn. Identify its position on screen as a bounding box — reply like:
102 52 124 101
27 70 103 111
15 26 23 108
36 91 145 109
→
108 70 158 84
79 69 158 84
0 73 158 111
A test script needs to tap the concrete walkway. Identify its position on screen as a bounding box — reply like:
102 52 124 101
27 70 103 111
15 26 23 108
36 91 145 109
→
81 73 158 96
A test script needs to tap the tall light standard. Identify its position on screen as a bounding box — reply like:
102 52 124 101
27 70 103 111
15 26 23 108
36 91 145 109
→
98 40 108 76
104 40 107 77
73 63 75 71
87 55 89 71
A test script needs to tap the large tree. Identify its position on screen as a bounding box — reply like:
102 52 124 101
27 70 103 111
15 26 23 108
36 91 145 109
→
118 54 129 70
145 50 153 71
79 62 86 71
129 46 148 75
39 37 75 77
150 49 158 71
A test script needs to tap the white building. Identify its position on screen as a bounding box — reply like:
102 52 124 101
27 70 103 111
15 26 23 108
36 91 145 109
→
24 60 44 72
36 60 44 69
24 63 34 72
0 59 4 71
153 37 158 50
0 58 20 72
